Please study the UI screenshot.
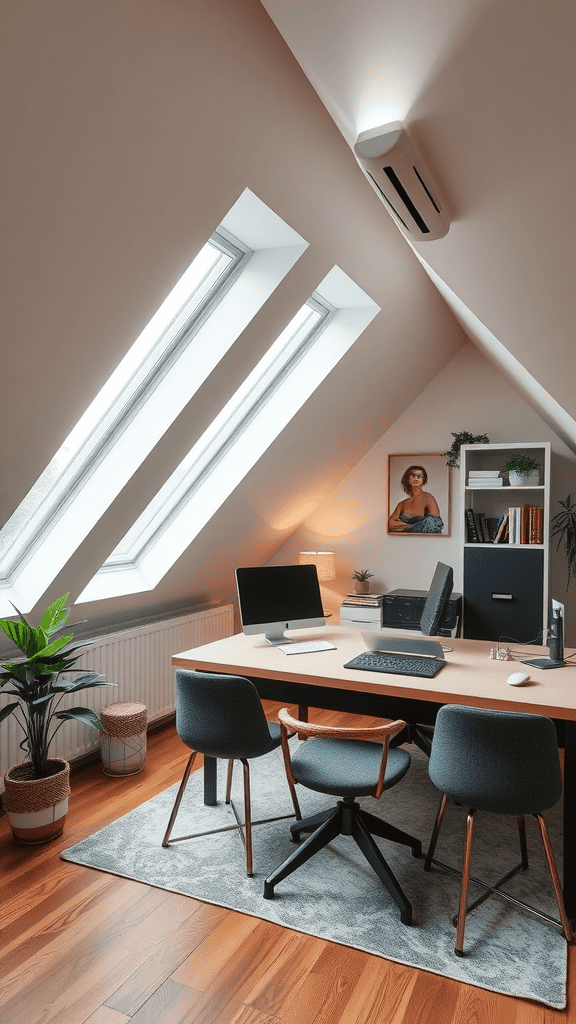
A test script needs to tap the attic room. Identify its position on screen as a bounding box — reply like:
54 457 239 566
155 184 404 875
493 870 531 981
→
2 1 576 1021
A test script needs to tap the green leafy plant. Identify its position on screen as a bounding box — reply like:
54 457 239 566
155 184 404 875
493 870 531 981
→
351 569 374 582
0 594 115 779
551 495 576 590
442 432 490 468
500 453 540 475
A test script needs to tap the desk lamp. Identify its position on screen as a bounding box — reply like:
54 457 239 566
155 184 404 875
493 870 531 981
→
298 551 336 617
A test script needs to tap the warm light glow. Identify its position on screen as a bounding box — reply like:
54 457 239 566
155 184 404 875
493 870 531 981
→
298 551 336 582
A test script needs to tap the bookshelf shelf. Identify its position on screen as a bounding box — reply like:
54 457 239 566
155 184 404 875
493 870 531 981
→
460 442 550 643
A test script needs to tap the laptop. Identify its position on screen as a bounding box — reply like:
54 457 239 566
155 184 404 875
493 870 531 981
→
344 633 446 678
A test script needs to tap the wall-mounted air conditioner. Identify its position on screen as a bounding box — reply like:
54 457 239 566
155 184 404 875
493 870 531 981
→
354 121 449 241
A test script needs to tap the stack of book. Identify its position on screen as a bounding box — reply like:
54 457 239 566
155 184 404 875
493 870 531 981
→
465 509 503 542
465 505 543 544
340 593 384 630
467 470 503 487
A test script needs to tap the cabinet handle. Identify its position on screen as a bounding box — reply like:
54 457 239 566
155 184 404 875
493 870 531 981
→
492 592 513 600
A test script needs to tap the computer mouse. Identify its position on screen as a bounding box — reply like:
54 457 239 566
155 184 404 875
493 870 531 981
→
507 671 531 686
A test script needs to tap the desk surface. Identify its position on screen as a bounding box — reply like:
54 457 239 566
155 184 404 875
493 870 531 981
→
173 625 576 722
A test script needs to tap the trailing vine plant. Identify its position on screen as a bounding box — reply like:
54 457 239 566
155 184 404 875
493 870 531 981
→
551 495 576 590
442 431 490 469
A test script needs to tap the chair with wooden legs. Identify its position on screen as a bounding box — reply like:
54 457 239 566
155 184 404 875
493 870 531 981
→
263 709 422 924
423 704 573 956
162 670 300 876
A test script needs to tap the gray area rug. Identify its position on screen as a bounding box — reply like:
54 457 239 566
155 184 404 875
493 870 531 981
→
61 744 567 1007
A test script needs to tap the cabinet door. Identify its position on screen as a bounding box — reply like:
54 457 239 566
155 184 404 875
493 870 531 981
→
463 548 544 643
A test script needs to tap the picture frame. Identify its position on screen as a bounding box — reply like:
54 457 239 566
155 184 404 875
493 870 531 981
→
387 454 450 536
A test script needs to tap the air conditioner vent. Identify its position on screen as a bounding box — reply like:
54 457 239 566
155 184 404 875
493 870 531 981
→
354 122 449 241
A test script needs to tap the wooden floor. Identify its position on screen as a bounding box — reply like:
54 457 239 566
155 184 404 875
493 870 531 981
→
1 703 573 1024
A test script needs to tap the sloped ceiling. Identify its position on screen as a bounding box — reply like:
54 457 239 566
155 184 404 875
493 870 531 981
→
261 0 576 439
2 0 574 631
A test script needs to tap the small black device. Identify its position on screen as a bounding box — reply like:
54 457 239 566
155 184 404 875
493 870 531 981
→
235 564 325 646
522 598 566 670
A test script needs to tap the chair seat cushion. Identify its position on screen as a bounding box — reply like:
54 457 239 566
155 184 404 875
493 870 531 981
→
290 737 411 797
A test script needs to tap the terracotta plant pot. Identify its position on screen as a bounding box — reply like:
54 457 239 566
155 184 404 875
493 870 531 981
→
355 581 370 594
3 758 70 845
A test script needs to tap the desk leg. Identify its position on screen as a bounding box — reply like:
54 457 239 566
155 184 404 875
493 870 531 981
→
203 755 217 806
564 721 576 923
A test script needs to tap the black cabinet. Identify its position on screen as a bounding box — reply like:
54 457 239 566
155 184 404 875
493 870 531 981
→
463 548 544 643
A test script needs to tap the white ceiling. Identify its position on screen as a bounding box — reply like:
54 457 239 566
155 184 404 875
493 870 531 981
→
261 0 576 438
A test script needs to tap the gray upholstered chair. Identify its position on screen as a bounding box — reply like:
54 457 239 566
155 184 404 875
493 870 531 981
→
162 670 300 875
263 708 422 924
423 704 573 956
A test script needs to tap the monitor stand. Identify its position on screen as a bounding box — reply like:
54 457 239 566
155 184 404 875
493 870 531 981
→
265 631 292 646
521 657 566 670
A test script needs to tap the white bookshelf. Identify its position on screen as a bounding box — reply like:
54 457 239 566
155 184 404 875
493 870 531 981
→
460 442 550 642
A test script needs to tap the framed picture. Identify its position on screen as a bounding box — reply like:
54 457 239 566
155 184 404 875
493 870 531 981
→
388 454 450 536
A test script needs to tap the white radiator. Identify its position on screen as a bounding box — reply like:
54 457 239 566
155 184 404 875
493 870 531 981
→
0 604 234 786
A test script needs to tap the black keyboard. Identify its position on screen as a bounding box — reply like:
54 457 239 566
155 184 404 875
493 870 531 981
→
344 651 445 678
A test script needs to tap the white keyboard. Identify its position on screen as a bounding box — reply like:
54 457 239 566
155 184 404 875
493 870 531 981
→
279 640 336 655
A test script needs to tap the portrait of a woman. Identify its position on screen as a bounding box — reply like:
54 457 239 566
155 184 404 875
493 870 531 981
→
388 462 445 534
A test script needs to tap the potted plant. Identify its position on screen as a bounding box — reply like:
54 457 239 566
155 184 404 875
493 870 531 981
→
551 495 576 590
0 593 115 845
500 453 540 487
442 431 490 469
351 569 374 594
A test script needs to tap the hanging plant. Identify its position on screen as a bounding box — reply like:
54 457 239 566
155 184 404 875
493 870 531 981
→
551 495 576 589
442 431 490 469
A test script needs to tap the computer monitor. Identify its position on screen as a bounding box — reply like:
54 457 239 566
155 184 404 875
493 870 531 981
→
235 564 326 645
522 598 566 669
420 562 454 636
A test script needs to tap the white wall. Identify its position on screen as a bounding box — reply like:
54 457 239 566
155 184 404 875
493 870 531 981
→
272 343 576 643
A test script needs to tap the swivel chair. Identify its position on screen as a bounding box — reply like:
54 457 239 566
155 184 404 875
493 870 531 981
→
423 704 573 956
263 709 422 924
162 670 300 875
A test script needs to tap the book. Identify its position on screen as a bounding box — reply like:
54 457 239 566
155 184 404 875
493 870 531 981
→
485 516 501 542
493 512 509 543
468 470 501 477
465 508 480 543
476 511 489 543
467 478 503 487
344 594 384 605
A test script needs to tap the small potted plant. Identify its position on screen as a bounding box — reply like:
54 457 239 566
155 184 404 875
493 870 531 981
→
0 593 115 845
351 569 374 595
500 453 540 487
442 431 490 469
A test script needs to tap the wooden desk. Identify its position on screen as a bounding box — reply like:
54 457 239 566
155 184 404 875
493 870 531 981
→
172 625 576 917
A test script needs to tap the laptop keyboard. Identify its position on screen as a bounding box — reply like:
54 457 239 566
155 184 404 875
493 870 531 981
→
344 651 445 678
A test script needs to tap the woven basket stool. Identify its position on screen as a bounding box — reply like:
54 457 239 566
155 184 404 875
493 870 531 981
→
100 702 148 777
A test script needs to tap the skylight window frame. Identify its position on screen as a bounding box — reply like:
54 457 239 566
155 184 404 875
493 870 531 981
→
77 266 381 603
102 296 334 570
0 230 248 582
0 188 310 615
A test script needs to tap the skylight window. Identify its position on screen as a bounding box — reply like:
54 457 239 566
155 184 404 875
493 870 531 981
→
77 267 380 602
0 189 308 615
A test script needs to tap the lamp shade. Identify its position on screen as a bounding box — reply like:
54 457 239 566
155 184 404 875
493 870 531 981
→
298 551 336 583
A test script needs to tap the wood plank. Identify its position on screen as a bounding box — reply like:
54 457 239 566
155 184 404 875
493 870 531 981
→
277 941 369 1024
106 898 229 1016
83 1007 131 1024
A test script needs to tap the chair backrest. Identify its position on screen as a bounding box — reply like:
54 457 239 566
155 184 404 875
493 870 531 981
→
428 704 562 815
175 670 277 760
420 561 453 635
